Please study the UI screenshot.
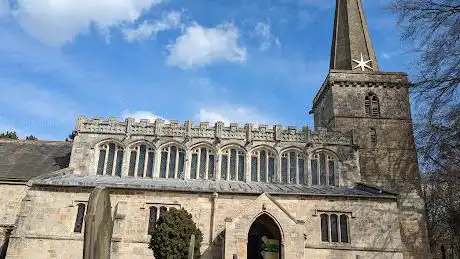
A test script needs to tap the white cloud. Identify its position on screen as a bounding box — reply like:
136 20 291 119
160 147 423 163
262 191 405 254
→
123 10 182 42
121 110 168 122
197 106 275 126
253 22 280 52
166 23 246 69
10 0 164 46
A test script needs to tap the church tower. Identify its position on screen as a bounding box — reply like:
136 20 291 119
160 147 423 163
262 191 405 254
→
313 0 430 258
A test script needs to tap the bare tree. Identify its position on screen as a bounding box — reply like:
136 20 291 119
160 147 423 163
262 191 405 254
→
392 1 460 257
391 0 459 124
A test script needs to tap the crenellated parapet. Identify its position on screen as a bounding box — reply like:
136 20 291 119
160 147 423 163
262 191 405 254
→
76 116 354 146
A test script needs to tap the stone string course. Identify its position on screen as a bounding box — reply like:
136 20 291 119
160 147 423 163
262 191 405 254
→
76 117 355 146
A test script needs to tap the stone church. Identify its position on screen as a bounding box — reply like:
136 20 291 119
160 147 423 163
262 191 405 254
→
0 0 431 258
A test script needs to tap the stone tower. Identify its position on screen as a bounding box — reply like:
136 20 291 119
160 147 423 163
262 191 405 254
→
313 0 430 258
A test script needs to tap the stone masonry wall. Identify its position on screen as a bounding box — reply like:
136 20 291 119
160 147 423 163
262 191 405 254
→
7 187 403 259
313 70 430 258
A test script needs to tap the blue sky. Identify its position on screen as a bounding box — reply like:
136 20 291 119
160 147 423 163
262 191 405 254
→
0 0 413 140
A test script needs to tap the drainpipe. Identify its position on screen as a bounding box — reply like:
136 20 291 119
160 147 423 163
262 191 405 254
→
210 192 219 246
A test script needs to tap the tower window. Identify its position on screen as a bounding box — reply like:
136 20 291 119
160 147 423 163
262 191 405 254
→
73 203 86 233
365 93 380 117
370 128 377 146
320 213 350 244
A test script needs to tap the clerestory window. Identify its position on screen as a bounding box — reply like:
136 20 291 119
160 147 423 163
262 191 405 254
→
281 150 306 184
251 149 276 183
221 147 245 181
97 143 124 176
190 146 216 180
159 145 185 179
311 152 337 186
128 144 155 178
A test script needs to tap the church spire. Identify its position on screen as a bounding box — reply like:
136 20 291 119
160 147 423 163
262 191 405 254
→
330 0 379 71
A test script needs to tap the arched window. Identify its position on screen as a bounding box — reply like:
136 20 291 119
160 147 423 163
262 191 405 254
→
251 149 276 183
128 144 155 178
221 147 245 181
365 93 380 117
159 144 185 179
97 142 124 176
310 152 337 186
73 203 86 233
320 213 350 243
370 128 377 147
281 150 305 184
190 146 216 180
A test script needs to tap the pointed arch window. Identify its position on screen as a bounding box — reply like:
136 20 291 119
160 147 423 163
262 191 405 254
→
97 143 124 176
310 152 337 186
251 149 276 183
190 146 216 180
221 147 245 181
281 150 305 184
365 93 380 117
128 144 155 178
159 145 185 179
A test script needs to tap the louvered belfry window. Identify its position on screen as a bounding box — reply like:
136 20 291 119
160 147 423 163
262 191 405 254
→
365 93 380 117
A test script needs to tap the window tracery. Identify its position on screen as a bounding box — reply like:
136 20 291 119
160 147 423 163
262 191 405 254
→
128 144 155 178
311 151 337 186
159 144 185 179
281 150 305 184
190 146 216 180
221 147 245 181
97 142 124 176
251 149 276 183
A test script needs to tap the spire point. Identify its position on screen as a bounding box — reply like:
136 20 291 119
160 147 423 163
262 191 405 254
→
330 0 379 72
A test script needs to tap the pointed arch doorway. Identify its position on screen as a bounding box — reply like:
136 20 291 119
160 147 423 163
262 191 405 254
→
247 214 282 259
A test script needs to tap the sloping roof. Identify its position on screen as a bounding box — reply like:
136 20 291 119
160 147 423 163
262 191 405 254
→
0 139 73 181
31 172 396 200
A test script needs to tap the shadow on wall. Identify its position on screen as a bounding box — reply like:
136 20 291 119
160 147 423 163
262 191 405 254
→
54 152 71 169
0 228 13 259
201 231 225 259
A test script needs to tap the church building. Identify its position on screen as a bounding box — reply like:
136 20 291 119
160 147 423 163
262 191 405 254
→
0 0 430 258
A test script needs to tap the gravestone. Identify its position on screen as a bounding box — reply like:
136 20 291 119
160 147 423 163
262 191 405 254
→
83 188 114 259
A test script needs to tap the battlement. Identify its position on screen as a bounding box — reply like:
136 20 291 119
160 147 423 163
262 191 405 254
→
76 116 355 146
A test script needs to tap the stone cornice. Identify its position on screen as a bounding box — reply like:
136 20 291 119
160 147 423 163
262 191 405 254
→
313 70 410 109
